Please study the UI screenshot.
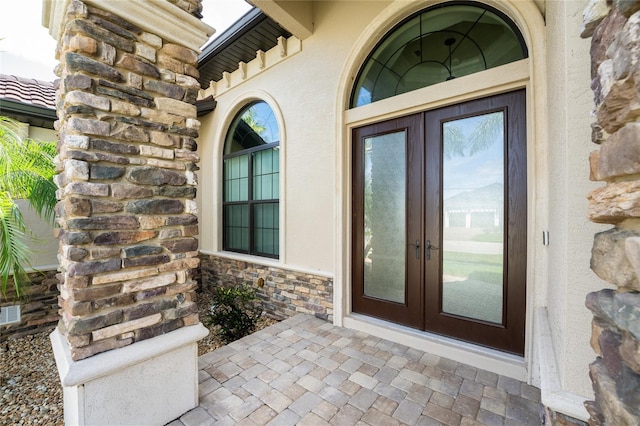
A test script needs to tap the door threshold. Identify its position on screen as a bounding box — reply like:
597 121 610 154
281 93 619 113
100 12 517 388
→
343 313 527 382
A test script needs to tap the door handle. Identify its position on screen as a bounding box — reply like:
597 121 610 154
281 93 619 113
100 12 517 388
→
409 240 420 259
426 240 439 260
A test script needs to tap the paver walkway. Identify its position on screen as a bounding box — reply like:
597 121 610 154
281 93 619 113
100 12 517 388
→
169 314 542 425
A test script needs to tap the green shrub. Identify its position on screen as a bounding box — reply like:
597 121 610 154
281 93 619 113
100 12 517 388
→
204 285 263 343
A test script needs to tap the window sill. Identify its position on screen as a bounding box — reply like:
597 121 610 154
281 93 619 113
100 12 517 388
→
199 249 281 268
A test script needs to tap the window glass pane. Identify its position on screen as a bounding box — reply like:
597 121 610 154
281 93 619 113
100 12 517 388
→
230 157 238 178
253 148 279 201
351 4 527 107
261 176 272 199
261 151 270 173
230 179 239 202
273 172 280 199
224 101 279 154
253 203 279 256
353 60 379 106
223 155 249 202
372 67 401 105
224 204 249 251
239 178 248 200
470 10 525 69
375 15 421 65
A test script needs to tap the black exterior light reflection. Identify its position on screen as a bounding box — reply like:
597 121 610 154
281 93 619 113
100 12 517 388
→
445 37 457 80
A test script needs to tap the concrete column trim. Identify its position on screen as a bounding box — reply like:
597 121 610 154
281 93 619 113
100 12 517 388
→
535 307 590 421
43 0 214 51
50 323 209 387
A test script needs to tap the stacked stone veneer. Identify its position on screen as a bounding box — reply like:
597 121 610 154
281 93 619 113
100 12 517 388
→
200 254 333 321
54 0 204 361
0 270 59 340
581 0 640 424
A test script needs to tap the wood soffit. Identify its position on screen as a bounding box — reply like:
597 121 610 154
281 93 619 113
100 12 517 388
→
197 8 291 89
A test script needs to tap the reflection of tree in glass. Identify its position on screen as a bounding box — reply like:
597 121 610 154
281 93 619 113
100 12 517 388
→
242 108 267 141
444 112 503 159
364 142 373 258
468 113 502 155
444 125 465 160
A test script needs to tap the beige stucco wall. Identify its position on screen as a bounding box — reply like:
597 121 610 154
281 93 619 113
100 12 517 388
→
198 0 602 405
17 199 58 269
198 1 388 274
29 125 56 142
545 0 607 398
18 125 58 269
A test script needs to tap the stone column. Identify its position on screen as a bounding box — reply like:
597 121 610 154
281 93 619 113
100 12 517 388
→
43 1 213 424
580 0 640 424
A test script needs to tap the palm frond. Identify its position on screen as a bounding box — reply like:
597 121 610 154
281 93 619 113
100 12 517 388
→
0 198 31 298
468 113 504 156
443 125 466 160
27 179 58 223
0 116 57 298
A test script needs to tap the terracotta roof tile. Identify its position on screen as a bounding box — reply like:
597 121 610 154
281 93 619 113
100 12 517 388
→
0 74 56 110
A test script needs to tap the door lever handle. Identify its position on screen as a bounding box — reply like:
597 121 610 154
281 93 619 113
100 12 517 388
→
409 240 420 259
426 240 439 260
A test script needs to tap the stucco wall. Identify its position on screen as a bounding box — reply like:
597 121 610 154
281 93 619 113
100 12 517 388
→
29 125 56 143
17 199 58 269
545 0 608 398
197 1 388 274
18 125 58 269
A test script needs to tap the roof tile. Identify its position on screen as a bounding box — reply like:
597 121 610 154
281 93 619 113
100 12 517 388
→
0 74 56 109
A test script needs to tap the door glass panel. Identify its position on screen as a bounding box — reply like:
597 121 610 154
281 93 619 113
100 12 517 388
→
441 112 504 323
364 131 406 304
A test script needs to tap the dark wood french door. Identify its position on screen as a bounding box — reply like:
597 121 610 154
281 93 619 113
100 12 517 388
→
352 90 526 354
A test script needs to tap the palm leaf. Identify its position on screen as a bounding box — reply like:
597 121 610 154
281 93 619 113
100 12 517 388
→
0 198 31 298
0 116 57 298
443 125 466 160
468 113 503 156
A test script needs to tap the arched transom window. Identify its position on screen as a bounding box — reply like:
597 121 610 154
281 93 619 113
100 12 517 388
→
351 2 528 107
223 100 280 258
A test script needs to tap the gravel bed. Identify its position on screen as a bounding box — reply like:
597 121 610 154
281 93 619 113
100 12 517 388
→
1 292 277 425
1 331 63 426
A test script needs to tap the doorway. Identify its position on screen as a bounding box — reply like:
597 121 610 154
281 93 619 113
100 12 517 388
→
352 90 526 354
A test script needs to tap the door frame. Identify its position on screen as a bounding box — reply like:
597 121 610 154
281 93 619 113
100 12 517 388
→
336 0 545 382
351 90 526 354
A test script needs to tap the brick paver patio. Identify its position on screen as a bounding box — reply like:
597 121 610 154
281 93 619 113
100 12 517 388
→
168 314 542 425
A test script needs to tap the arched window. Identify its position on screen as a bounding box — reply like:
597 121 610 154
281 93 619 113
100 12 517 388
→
222 100 280 258
351 2 527 107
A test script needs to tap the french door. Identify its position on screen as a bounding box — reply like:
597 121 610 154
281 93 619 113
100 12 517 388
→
352 90 526 354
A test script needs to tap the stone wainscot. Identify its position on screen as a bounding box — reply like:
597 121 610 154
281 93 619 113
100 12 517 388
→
200 253 333 322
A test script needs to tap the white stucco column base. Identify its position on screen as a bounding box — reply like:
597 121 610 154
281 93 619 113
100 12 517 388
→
534 308 589 421
50 324 209 426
